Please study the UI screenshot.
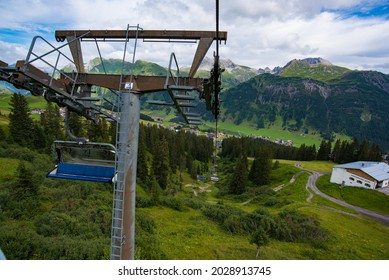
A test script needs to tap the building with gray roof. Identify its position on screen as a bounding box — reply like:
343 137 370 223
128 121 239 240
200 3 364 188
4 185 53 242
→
330 161 389 189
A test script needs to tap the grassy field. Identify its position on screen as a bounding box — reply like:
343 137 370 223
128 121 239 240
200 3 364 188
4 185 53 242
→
203 121 322 147
316 174 389 215
276 159 335 172
0 93 47 122
201 120 350 148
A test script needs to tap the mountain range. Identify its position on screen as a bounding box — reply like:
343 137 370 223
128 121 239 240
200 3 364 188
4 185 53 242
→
2 56 389 150
219 57 389 150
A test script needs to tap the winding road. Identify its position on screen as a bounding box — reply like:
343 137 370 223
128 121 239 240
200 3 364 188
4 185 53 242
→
305 170 389 226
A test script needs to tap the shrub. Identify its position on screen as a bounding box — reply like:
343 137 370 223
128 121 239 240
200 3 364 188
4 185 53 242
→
278 209 329 242
136 212 157 234
264 197 279 207
182 197 204 210
160 196 183 211
34 211 77 237
136 195 156 208
202 204 245 225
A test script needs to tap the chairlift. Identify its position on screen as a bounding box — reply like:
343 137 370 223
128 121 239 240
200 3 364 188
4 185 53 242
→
47 140 116 183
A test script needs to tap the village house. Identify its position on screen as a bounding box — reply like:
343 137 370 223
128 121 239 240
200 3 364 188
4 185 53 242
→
330 161 389 189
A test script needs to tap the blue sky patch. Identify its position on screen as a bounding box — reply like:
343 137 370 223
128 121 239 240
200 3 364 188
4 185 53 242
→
324 1 389 19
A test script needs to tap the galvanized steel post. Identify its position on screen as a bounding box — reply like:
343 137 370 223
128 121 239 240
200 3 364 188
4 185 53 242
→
117 90 140 260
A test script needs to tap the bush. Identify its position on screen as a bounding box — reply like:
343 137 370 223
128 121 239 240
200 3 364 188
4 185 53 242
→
182 197 204 210
136 195 156 208
34 211 77 237
160 196 183 211
223 214 246 234
136 212 157 234
264 197 279 207
135 212 167 260
278 209 329 242
202 204 245 225
0 221 42 259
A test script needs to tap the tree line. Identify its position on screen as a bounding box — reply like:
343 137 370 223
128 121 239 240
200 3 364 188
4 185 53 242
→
219 136 382 196
221 136 382 163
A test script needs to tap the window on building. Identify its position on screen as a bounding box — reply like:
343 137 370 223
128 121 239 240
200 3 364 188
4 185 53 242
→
357 180 362 184
364 183 371 188
349 177 355 181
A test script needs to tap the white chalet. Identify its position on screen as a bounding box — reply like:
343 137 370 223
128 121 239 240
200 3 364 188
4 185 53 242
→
330 161 389 189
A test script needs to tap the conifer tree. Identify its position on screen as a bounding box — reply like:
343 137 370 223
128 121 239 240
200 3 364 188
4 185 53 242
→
317 140 331 160
152 136 170 189
68 111 84 138
32 122 47 149
137 125 148 181
249 148 272 186
40 102 63 142
8 93 34 146
228 154 248 194
332 139 341 162
369 143 382 161
0 126 5 141
8 161 40 218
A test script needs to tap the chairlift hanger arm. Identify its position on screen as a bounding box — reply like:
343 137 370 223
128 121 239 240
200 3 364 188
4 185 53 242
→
64 73 207 93
56 29 227 79
55 29 227 42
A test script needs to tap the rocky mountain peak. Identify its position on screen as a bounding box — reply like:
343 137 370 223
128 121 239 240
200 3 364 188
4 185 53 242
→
285 57 332 68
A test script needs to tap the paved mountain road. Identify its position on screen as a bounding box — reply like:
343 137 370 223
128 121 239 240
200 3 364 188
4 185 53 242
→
305 169 389 226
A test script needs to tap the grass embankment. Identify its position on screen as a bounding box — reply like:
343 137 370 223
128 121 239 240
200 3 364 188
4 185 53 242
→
316 174 389 215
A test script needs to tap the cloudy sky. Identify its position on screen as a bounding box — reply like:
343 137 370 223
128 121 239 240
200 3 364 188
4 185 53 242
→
1 0 389 73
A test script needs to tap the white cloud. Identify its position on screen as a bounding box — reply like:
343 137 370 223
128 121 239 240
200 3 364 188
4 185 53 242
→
0 41 29 63
1 0 389 73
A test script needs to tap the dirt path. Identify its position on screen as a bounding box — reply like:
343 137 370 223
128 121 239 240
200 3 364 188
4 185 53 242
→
273 171 304 193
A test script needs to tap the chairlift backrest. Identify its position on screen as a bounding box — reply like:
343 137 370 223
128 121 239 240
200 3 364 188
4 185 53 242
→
47 140 117 184
53 140 116 167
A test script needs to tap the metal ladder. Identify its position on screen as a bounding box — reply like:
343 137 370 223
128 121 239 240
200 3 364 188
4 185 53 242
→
110 24 142 260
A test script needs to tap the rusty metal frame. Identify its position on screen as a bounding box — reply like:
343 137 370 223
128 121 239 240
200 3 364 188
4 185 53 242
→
0 28 227 123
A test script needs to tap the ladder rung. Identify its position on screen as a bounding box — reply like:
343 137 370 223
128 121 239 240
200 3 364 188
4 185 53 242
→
113 216 123 220
178 102 197 108
186 117 202 121
184 112 201 117
147 100 174 106
167 85 196 91
173 94 195 100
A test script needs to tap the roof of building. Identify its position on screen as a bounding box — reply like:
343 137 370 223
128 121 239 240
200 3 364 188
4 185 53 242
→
334 161 389 182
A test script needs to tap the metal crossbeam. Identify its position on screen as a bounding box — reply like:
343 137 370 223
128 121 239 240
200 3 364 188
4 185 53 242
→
55 30 227 42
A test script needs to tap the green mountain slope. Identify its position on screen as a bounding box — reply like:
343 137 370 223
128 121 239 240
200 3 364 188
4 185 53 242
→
278 58 351 82
221 68 389 150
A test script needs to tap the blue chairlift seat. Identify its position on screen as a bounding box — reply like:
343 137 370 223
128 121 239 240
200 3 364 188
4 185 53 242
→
47 162 115 183
47 140 116 184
